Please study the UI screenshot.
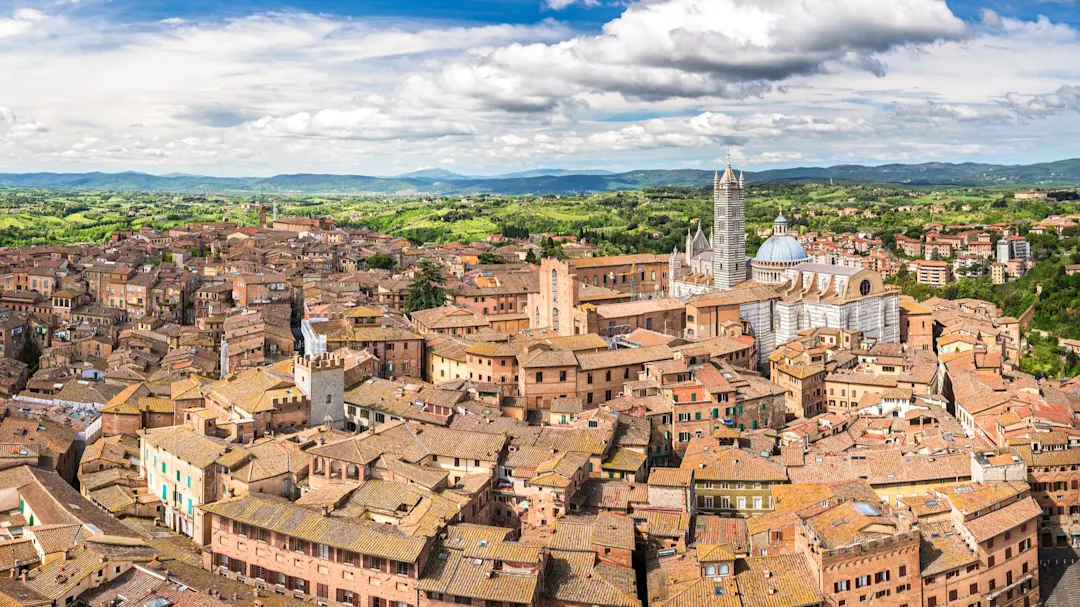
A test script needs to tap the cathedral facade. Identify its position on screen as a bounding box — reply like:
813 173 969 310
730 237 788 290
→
669 161 900 368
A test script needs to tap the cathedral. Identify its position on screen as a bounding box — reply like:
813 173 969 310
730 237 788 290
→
669 161 900 368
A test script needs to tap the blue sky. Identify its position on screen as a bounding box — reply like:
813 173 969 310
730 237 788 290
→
0 0 1079 176
72 0 1080 27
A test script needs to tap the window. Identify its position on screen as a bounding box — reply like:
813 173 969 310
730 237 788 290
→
835 580 850 593
397 561 410 576
317 584 329 599
559 371 567 382
718 564 729 576
536 372 543 383
855 575 870 589
370 557 384 571
875 570 890 584
705 564 716 576
898 566 907 578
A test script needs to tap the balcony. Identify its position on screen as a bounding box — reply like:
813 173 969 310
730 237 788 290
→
985 573 1033 602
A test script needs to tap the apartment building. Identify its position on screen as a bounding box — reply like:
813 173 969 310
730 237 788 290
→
909 259 951 286
798 500 920 607
682 448 787 518
201 493 429 605
140 424 231 538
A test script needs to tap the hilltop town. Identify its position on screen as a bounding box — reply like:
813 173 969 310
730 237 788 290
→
0 168 1077 607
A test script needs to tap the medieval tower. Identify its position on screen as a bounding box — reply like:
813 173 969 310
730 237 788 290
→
294 353 345 428
712 162 747 290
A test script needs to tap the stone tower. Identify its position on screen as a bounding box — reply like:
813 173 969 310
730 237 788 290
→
294 353 345 428
712 162 747 290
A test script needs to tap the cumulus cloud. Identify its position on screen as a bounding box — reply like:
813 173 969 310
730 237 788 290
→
248 106 477 141
1004 85 1080 116
892 100 1018 124
0 0 1077 173
407 0 967 111
0 107 49 139
0 8 46 39
544 0 600 10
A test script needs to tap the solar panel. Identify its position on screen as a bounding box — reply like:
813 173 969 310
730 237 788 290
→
854 502 880 516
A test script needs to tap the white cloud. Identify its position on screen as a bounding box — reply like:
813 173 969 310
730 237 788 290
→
0 107 48 141
247 107 477 141
1004 85 1080 116
892 101 1018 123
0 0 1078 173
544 0 600 10
0 8 46 39
407 0 967 111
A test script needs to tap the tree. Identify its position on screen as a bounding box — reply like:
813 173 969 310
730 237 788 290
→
478 253 507 265
365 253 397 270
405 260 448 314
20 338 40 376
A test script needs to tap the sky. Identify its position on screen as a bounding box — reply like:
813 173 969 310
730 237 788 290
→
1 0 1079 176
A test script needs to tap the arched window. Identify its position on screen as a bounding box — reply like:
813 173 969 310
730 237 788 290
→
535 307 540 327
718 564 730 576
552 308 560 332
551 269 559 301
705 564 716 576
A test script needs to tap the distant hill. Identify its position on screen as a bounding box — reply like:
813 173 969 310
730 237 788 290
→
392 169 471 180
2 159 1079 194
492 168 615 179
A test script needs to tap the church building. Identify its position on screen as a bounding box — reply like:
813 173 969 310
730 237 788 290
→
669 160 900 369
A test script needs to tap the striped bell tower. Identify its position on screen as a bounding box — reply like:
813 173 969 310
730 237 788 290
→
712 160 747 290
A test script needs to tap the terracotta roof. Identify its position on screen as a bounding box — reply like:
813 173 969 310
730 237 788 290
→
142 425 231 469
200 493 429 562
920 521 977 576
962 496 1041 543
684 448 786 483
544 550 641 607
649 467 693 487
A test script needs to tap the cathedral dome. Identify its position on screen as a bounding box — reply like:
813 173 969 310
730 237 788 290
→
754 234 808 263
754 211 808 265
